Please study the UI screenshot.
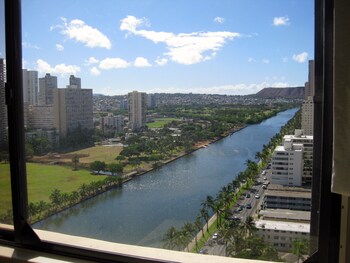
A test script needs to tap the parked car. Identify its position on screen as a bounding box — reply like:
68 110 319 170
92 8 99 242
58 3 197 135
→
255 194 260 199
246 203 252 209
212 233 218 240
246 193 251 198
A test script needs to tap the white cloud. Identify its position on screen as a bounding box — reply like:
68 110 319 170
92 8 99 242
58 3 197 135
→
56 44 64 51
134 57 151 67
36 59 80 75
248 57 254 63
22 59 28 68
90 66 101 76
273 16 290 26
120 15 240 65
99 57 130 69
85 56 99 66
213 17 225 24
155 57 168 66
22 42 40 50
292 52 308 63
263 59 270 64
55 17 111 49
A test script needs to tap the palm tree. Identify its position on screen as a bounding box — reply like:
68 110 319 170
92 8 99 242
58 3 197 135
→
200 207 210 232
193 216 203 249
241 216 257 238
163 226 179 250
291 238 309 263
71 154 79 171
180 222 196 252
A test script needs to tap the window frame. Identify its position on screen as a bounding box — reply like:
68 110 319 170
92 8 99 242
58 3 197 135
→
0 0 342 262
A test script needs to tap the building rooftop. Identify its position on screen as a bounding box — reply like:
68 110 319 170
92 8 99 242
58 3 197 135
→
268 184 312 192
259 209 311 222
255 220 310 233
265 189 311 199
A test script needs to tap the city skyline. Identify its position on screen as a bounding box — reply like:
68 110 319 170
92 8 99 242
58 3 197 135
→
1 0 314 95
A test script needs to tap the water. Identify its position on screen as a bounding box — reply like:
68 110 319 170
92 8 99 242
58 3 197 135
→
34 108 298 247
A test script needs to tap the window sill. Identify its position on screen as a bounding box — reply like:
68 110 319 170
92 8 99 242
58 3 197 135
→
1 225 277 263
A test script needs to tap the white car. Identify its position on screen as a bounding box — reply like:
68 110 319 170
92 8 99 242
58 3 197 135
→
255 194 260 199
212 233 218 240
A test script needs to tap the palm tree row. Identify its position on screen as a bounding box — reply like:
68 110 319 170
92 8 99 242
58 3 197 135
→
27 176 123 224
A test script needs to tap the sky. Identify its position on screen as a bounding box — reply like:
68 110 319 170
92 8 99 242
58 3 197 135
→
6 0 314 95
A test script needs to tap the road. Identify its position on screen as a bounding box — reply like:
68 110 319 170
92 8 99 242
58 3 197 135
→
199 167 271 256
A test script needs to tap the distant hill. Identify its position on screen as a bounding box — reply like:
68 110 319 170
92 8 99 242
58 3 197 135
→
255 87 304 99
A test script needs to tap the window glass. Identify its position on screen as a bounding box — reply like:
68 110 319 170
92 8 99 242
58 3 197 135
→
20 0 315 261
0 0 12 226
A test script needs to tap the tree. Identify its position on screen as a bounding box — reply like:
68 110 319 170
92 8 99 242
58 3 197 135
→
180 222 196 252
163 226 180 250
89 161 107 174
108 162 123 176
241 216 257 237
49 189 63 210
292 238 309 263
72 154 79 171
200 207 210 232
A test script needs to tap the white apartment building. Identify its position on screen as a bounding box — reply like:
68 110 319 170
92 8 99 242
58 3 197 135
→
284 130 313 184
39 73 57 105
256 220 310 252
22 69 38 105
128 91 147 131
271 143 304 186
263 187 312 211
53 87 93 138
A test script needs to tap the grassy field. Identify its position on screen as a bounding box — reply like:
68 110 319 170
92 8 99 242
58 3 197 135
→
0 163 107 214
146 118 179 128
70 145 123 164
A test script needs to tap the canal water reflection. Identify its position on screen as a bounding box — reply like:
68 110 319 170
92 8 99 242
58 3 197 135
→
34 108 298 248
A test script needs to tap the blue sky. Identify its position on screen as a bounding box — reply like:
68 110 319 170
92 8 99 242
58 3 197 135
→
17 0 313 95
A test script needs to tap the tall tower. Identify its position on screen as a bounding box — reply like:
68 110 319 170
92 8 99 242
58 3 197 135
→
53 78 93 138
22 69 38 105
301 60 315 135
128 91 147 131
0 58 7 149
69 75 81 89
39 73 57 105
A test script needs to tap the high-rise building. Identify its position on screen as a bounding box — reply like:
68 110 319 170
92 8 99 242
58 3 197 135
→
22 69 38 105
101 115 125 134
128 91 147 131
0 58 7 149
53 86 93 138
146 94 156 109
69 75 81 89
28 105 55 130
301 60 315 135
39 73 57 105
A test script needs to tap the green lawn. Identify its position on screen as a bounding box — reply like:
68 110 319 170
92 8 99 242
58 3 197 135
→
146 118 179 128
70 145 123 164
0 163 107 214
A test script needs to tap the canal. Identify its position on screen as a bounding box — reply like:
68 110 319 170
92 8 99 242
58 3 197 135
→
34 108 298 248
